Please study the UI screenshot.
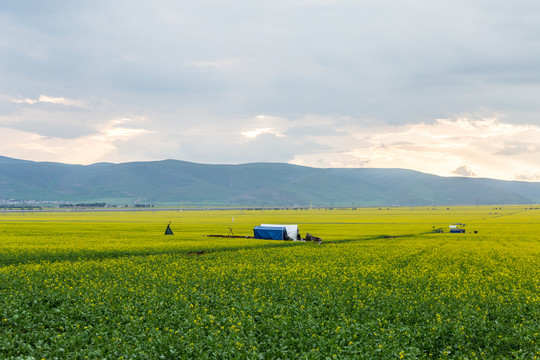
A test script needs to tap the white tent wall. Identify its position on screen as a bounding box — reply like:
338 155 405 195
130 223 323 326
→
261 224 299 241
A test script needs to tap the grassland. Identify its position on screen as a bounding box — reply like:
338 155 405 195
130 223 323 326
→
0 206 539 359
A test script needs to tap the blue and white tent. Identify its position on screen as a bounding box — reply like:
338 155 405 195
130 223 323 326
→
253 226 288 240
261 224 299 241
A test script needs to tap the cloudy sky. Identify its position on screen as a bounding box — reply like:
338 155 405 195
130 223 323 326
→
2 0 540 180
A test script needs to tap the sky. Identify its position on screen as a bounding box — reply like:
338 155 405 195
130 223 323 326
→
1 0 540 181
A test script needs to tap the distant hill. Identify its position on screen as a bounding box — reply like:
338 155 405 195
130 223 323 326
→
0 156 539 206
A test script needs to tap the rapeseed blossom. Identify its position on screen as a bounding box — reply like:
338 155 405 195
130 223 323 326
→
0 207 538 358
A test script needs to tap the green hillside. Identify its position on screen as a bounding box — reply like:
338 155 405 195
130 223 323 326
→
0 156 539 206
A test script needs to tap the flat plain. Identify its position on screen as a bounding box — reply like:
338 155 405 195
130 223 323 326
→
0 206 539 359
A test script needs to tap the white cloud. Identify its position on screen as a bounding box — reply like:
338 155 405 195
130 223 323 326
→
289 116 540 181
10 95 85 107
92 118 152 142
0 117 151 164
2 105 540 182
241 128 284 138
240 115 291 138
0 127 116 164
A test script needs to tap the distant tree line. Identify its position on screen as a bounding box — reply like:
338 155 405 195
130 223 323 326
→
134 204 153 208
0 205 43 210
58 203 155 208
60 203 108 208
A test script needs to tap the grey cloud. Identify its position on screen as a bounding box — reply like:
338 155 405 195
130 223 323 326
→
3 1 540 123
1 107 97 139
0 99 20 116
452 166 476 177
104 62 227 96
390 142 414 147
180 133 329 164
515 173 540 181
285 125 345 137
495 142 540 156
13 121 93 139
331 157 370 168
3 0 540 171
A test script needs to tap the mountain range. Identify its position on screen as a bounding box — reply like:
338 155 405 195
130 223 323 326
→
1 155 539 206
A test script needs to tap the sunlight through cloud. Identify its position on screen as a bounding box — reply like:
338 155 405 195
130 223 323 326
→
241 128 282 138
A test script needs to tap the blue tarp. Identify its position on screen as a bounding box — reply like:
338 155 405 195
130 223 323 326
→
253 226 288 240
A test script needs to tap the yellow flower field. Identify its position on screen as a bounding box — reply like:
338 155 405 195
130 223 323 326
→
0 207 539 359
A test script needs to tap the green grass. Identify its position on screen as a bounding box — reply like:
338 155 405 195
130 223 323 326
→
0 207 539 359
